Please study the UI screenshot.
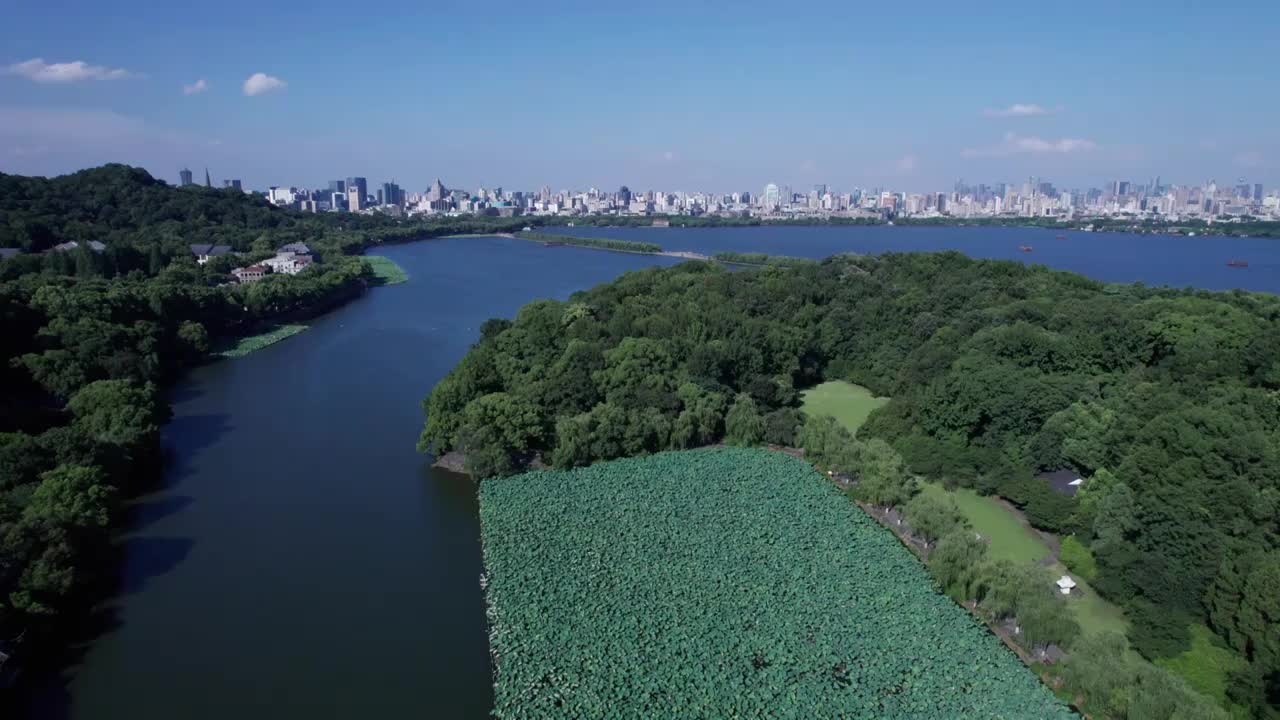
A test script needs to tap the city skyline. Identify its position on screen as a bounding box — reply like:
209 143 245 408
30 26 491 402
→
194 164 1275 222
3 0 1277 190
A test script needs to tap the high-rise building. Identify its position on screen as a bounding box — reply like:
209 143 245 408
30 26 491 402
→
179 168 193 186
226 179 242 191
329 179 346 194
618 186 632 206
346 177 368 205
762 183 780 209
347 186 364 212
381 182 402 206
1255 184 1264 203
427 179 448 203
1117 181 1130 196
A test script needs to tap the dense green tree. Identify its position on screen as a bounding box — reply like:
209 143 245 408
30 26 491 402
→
929 529 988 599
670 383 727 449
67 379 167 450
762 407 804 446
849 439 915 507
23 465 115 531
724 394 764 446
1017 590 1081 650
904 493 967 548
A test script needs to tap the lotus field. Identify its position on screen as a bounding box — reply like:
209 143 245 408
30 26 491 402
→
479 448 1074 718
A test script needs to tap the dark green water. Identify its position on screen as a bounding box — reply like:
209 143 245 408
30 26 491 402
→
28 237 679 719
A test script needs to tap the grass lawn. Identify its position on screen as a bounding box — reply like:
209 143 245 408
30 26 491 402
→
1156 624 1249 713
800 380 889 434
917 482 1128 637
363 254 408 285
919 482 1050 565
215 324 308 358
1048 561 1130 637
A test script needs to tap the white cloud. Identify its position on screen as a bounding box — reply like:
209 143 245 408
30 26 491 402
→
183 79 208 95
5 58 134 83
242 72 286 96
962 132 1097 158
896 154 918 173
983 103 1054 118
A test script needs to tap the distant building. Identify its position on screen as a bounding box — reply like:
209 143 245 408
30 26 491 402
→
347 186 364 212
190 244 233 265
224 179 242 191
329 179 346 194
381 181 402 206
763 183 780 209
179 168 193 186
262 251 313 275
346 177 368 205
1039 469 1085 496
231 264 268 283
426 178 448 203
279 242 311 255
51 240 106 253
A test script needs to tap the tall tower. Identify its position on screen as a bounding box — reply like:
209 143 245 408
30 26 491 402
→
179 168 193 186
204 168 212 188
346 177 368 204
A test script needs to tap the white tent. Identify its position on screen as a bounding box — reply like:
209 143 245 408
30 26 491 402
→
1056 575 1077 595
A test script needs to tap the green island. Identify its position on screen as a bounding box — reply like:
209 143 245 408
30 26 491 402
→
424 252 1276 719
712 250 816 267
215 324 309 358
362 254 409 285
513 230 663 254
481 447 1073 719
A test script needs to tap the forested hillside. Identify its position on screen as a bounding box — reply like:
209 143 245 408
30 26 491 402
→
0 165 533 673
422 253 1279 718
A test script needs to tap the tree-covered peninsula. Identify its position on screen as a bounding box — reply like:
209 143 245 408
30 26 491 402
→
422 252 1279 718
0 164 539 676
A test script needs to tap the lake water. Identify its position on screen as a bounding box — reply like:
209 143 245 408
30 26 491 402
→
21 225 1279 718
553 224 1280 293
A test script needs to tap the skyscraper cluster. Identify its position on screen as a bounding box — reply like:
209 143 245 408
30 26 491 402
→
196 168 1279 223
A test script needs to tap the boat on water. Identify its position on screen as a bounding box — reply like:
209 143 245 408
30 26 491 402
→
1055 234 1067 240
1019 245 1034 252
1227 260 1249 268
543 241 565 248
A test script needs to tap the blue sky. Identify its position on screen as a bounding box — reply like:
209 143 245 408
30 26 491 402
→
2 0 1276 193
